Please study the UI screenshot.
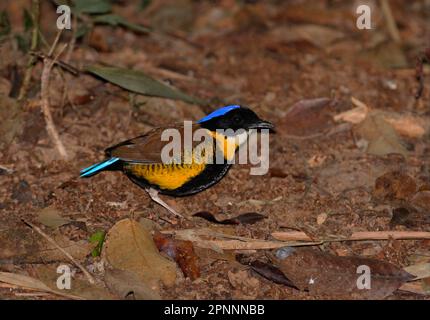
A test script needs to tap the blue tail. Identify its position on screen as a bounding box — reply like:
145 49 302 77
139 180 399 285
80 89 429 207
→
80 157 120 177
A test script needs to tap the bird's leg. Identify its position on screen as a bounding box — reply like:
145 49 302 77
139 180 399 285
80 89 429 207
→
145 187 184 219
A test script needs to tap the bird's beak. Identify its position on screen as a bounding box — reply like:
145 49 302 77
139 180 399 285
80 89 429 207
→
248 120 275 131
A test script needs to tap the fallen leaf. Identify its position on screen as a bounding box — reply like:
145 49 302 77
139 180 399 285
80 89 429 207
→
403 263 430 280
307 154 327 168
34 265 114 300
270 25 344 48
37 206 71 228
411 190 430 212
360 42 408 69
333 97 369 124
0 271 84 299
193 212 266 225
384 116 426 139
153 232 200 280
279 98 334 137
86 65 204 105
92 14 150 33
398 280 430 295
103 219 177 291
246 260 297 288
104 268 161 300
373 171 417 201
227 269 260 299
89 230 106 257
73 0 111 14
0 271 51 291
270 247 414 299
0 225 92 263
355 111 408 157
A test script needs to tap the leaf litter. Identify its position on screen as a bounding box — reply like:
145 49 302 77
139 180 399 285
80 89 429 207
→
0 0 429 300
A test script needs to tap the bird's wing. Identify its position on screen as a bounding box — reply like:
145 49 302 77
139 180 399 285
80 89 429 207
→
105 124 214 164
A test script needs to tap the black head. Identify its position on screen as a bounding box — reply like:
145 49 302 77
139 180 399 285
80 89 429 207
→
197 105 274 132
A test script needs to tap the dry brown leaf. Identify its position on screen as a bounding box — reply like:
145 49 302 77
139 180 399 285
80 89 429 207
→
384 116 426 139
307 154 327 168
333 97 369 124
271 25 344 48
34 265 114 300
398 279 430 295
104 268 161 300
355 111 408 157
0 271 84 300
37 206 72 228
0 225 92 263
403 263 430 280
103 219 177 291
270 247 414 299
373 171 417 201
279 98 334 137
153 232 200 280
411 190 430 212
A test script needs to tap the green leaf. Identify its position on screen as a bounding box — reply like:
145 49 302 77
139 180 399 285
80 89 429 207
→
89 230 106 257
0 11 11 38
23 9 33 32
86 65 205 105
92 14 150 33
73 0 112 14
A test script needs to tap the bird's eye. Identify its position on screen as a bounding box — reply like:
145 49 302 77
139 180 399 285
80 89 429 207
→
233 116 242 123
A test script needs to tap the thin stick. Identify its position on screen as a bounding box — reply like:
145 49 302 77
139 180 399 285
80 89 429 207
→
30 51 79 75
40 30 68 160
0 164 13 174
64 13 77 63
380 0 401 43
22 219 95 284
18 0 40 102
271 231 430 242
0 278 85 300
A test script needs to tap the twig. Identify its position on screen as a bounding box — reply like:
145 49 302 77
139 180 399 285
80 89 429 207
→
40 30 69 160
380 0 401 43
14 292 51 297
64 13 77 63
164 228 322 250
271 231 430 242
0 273 85 300
22 219 95 284
18 0 40 102
415 48 430 99
30 51 79 75
203 239 321 250
0 164 13 174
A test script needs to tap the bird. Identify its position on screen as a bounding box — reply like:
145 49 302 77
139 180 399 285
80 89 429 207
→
80 105 273 219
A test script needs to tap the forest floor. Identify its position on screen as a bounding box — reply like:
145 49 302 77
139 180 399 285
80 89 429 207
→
0 0 429 300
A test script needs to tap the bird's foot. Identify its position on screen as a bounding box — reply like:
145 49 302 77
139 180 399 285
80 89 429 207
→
146 188 186 220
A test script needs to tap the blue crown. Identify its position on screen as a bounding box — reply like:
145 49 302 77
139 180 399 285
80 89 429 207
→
197 105 241 124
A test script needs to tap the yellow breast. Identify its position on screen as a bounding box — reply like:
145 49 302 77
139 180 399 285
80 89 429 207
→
208 131 247 161
125 163 206 190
